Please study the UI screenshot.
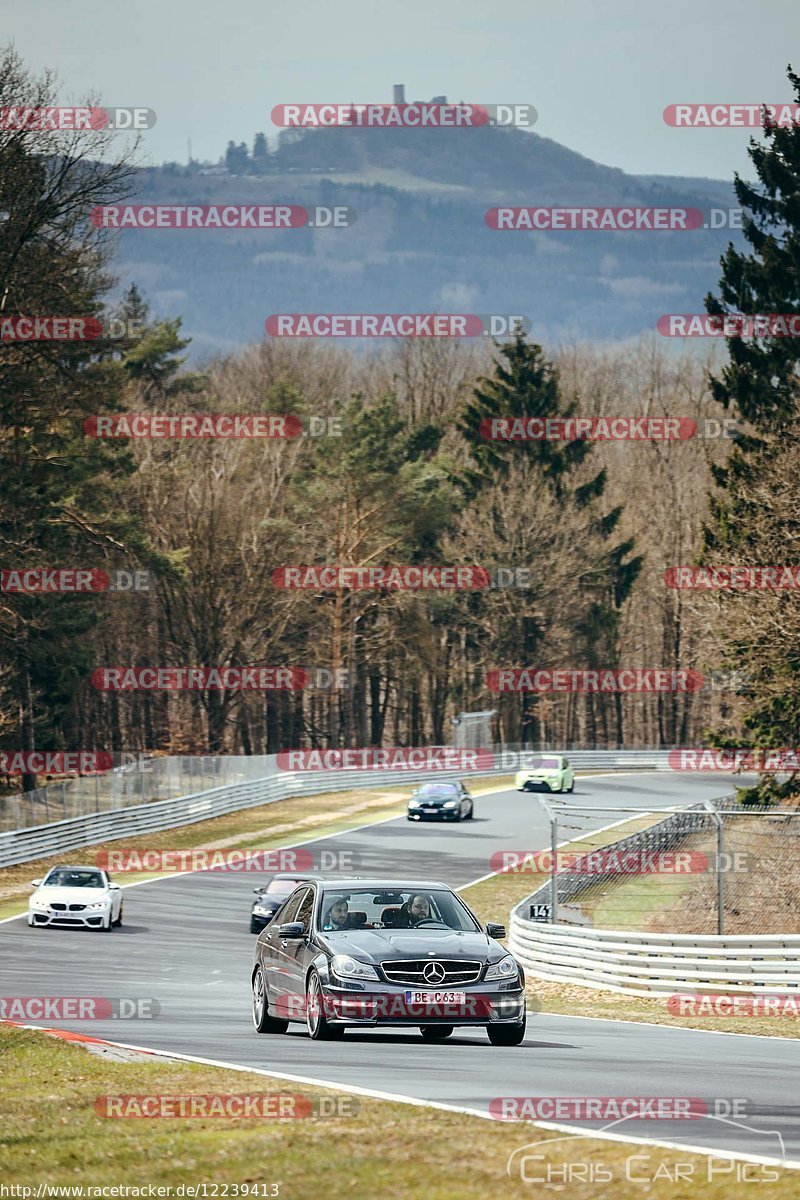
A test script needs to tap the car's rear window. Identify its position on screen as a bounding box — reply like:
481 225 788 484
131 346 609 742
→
264 877 304 897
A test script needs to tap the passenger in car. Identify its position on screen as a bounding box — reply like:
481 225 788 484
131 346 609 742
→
322 898 350 930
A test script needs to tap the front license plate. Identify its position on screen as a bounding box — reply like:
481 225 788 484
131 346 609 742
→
405 990 467 1005
423 807 439 813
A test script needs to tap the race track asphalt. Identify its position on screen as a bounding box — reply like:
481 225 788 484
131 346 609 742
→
2 770 798 1166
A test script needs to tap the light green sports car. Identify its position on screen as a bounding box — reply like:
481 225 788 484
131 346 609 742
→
515 753 574 793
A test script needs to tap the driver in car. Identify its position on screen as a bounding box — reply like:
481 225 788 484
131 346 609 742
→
399 894 431 926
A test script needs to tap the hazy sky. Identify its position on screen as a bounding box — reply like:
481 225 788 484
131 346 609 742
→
5 0 800 180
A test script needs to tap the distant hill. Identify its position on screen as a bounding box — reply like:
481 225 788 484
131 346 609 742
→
113 125 741 360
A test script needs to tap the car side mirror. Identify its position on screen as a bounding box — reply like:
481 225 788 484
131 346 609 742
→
108 883 120 890
279 921 305 939
486 922 506 940
253 886 264 894
31 879 42 887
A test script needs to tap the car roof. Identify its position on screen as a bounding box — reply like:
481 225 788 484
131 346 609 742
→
47 865 105 872
318 878 451 890
265 873 320 880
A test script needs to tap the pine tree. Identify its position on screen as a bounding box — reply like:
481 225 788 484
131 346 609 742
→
703 66 800 799
252 132 269 173
0 49 150 789
459 335 642 744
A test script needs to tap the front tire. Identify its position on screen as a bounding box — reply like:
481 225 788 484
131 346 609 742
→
306 970 344 1040
487 1011 527 1046
465 803 474 820
420 1025 454 1040
252 966 288 1034
113 903 123 927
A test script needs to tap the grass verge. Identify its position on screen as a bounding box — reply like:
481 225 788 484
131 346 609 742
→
0 1024 795 1197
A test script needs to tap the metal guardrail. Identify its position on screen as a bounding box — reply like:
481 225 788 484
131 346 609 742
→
508 918 800 996
0 749 674 868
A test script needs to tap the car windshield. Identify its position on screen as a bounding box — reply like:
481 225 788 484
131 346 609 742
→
524 756 561 769
43 869 104 888
318 888 480 932
264 877 304 897
416 784 458 798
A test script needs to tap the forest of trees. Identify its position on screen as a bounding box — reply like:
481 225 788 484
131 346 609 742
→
2 47 799 799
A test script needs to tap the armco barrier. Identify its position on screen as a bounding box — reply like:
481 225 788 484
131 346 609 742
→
0 749 673 868
508 918 800 996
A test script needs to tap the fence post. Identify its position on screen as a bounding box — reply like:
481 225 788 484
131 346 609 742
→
703 800 724 935
538 797 558 924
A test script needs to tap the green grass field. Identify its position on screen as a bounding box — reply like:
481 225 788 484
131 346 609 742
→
1 1024 795 1198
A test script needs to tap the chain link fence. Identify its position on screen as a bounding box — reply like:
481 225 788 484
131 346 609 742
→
0 756 277 833
522 798 800 936
0 745 680 835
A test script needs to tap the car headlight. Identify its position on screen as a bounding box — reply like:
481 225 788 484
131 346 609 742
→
485 955 518 981
443 799 458 807
252 905 272 917
330 955 379 981
85 900 110 911
408 799 420 808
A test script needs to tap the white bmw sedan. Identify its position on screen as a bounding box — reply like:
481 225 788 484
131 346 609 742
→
28 865 123 932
